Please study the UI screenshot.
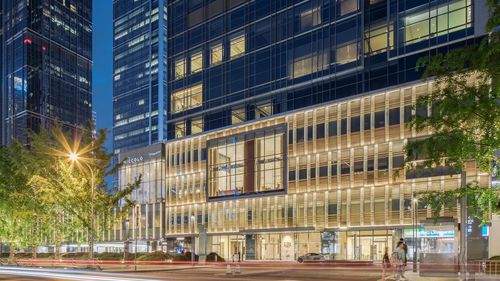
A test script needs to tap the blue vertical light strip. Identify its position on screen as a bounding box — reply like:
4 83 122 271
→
157 0 165 141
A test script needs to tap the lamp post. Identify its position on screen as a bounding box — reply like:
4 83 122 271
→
69 152 95 264
135 204 139 272
412 197 418 273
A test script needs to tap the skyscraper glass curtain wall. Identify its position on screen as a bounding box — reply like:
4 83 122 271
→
1 0 92 143
166 0 474 140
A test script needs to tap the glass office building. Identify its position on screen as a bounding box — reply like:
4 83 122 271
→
112 0 168 154
166 0 485 139
1 0 92 144
112 0 490 261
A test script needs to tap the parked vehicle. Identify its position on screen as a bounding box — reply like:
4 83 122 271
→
297 253 325 263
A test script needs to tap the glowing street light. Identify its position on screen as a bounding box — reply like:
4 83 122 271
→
69 151 96 264
69 152 78 161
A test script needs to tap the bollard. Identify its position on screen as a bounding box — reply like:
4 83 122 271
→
226 263 232 274
235 264 241 274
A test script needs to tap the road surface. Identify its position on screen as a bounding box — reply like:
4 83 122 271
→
0 266 383 281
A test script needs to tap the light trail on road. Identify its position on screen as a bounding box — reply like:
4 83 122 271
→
0 266 162 281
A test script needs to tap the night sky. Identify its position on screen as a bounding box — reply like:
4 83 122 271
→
92 0 113 151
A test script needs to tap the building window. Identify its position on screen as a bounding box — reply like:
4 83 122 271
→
351 116 360 133
256 102 273 118
364 22 394 54
229 33 245 59
171 83 203 113
389 108 400 125
231 107 246 124
335 42 358 65
174 58 186 79
364 113 371 130
402 0 471 45
290 52 329 78
175 121 186 138
190 51 203 73
301 7 321 31
191 118 203 134
207 125 286 199
210 43 223 65
374 111 385 128
338 0 358 16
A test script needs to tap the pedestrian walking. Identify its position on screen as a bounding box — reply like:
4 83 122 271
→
382 247 391 280
396 242 406 280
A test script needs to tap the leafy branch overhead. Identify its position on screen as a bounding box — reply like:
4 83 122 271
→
404 1 500 222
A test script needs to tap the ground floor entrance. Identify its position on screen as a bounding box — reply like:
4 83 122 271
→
198 229 396 261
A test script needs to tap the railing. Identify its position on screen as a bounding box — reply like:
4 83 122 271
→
484 260 500 275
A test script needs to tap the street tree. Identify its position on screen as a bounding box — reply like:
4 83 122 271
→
404 1 500 223
28 125 140 259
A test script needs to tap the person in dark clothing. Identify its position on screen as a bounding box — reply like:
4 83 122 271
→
399 238 408 266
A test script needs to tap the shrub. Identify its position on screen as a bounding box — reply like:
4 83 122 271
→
62 253 89 260
173 252 198 261
137 251 173 261
97 252 124 260
206 252 224 262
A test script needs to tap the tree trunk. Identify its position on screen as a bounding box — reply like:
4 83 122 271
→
32 220 38 259
8 242 15 265
54 211 62 260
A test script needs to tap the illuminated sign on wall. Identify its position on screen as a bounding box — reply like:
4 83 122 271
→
403 228 455 238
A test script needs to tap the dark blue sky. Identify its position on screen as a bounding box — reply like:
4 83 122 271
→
92 0 113 151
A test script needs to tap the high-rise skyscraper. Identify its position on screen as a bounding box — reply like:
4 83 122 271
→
113 0 490 261
112 0 167 154
1 0 93 144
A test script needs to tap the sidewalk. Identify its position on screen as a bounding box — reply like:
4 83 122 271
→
378 271 500 281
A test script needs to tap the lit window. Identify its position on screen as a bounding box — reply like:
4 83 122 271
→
338 0 358 16
336 42 358 64
171 83 203 113
138 99 145 105
403 0 471 45
210 43 223 65
175 121 186 138
290 52 329 78
190 51 203 73
231 108 246 124
256 103 272 118
191 118 203 134
174 58 186 79
364 23 394 54
207 126 286 199
230 34 245 59
301 7 321 31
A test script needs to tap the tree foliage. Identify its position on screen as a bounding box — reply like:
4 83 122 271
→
405 1 500 222
0 125 140 260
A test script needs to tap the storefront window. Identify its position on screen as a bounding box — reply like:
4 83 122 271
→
207 125 286 199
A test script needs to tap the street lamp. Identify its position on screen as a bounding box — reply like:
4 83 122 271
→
412 197 418 273
69 152 96 264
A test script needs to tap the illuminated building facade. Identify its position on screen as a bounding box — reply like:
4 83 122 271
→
113 0 490 260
